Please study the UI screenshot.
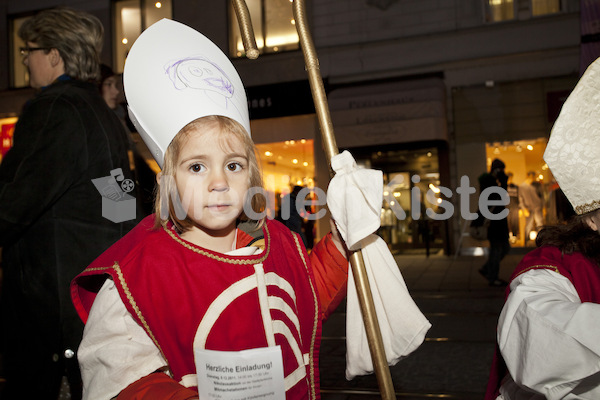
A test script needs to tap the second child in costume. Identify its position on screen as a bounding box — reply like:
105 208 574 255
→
485 57 600 399
71 19 348 400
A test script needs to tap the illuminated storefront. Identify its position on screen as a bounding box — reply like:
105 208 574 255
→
351 142 449 254
0 117 17 162
484 138 569 248
328 77 451 254
255 139 315 216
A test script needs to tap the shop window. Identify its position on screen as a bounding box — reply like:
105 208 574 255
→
0 117 18 162
484 138 574 248
485 0 560 22
10 16 30 88
486 0 515 22
229 0 299 57
255 139 317 246
255 138 315 210
355 146 445 253
113 0 172 73
531 0 561 16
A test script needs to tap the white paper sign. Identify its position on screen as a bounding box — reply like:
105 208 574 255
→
195 346 285 400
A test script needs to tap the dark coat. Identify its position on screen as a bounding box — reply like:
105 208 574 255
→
0 78 138 398
478 171 509 242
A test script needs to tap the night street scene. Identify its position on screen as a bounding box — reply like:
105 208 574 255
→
0 1 597 399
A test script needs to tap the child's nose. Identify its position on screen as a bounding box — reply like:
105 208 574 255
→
208 170 229 192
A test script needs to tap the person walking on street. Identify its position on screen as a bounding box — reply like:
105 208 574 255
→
506 172 519 243
281 185 309 247
478 158 510 287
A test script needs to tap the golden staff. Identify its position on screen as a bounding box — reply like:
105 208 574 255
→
231 1 397 399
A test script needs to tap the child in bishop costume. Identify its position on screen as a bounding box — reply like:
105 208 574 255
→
485 57 600 399
71 19 349 400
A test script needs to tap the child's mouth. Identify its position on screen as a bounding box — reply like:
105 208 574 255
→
207 204 231 212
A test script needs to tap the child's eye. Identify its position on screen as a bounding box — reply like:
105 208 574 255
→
227 162 243 172
189 163 205 173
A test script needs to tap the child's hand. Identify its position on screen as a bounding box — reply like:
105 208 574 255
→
330 219 348 258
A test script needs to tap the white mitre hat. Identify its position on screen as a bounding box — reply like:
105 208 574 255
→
544 57 600 215
124 19 250 168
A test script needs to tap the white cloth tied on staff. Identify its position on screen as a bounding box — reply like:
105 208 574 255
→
326 150 431 380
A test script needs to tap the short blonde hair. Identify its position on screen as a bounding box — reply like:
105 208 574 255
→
19 7 103 81
154 116 265 233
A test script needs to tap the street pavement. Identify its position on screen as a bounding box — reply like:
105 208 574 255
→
319 246 529 399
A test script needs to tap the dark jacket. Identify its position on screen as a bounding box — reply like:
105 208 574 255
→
0 78 138 398
478 170 509 242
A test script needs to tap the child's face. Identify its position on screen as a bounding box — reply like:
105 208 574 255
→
174 125 250 238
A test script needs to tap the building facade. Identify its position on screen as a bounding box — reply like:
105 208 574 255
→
0 0 592 254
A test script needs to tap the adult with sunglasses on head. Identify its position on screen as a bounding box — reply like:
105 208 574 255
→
0 7 138 399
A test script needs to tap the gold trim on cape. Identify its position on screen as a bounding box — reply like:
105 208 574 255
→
84 263 169 364
84 221 316 396
163 223 271 265
514 264 560 279
291 231 319 400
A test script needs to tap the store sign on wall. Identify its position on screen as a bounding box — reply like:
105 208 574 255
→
0 117 18 162
246 80 315 119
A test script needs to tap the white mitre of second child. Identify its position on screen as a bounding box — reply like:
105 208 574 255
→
124 18 251 168
544 57 600 215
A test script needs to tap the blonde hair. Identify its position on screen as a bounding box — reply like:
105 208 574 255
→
19 7 103 81
154 115 265 233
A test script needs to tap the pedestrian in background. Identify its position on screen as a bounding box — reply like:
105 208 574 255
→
281 185 309 248
99 63 156 216
478 158 510 287
506 172 519 243
0 7 137 399
485 56 600 400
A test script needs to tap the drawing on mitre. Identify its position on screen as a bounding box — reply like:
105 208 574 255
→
165 56 243 118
